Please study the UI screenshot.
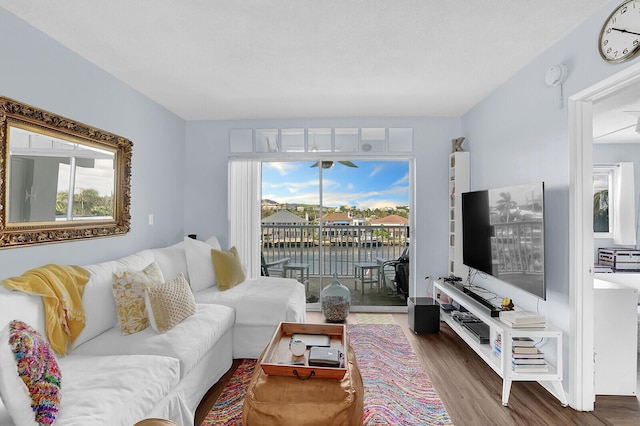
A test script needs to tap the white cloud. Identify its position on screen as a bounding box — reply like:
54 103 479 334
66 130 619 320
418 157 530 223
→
264 162 300 176
393 173 409 186
369 165 384 177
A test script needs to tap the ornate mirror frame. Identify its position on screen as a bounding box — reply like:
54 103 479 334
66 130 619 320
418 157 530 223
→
0 97 132 248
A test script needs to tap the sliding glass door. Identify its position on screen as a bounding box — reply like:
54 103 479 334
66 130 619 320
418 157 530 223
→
261 159 410 308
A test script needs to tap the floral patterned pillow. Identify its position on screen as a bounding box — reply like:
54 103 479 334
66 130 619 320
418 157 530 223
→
0 320 62 426
112 261 164 335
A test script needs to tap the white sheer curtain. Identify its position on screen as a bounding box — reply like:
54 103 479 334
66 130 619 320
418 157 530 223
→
613 162 636 245
228 159 262 279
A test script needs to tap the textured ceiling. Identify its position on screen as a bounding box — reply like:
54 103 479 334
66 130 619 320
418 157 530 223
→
0 0 615 121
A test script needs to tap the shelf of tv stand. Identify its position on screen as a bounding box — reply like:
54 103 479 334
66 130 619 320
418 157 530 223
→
434 280 568 407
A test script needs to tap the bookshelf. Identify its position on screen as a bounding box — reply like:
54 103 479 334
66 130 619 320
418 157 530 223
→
448 152 469 278
434 279 568 407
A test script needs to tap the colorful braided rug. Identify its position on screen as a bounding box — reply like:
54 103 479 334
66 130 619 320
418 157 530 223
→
201 324 453 425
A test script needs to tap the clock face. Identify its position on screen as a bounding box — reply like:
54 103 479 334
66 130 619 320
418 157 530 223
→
599 0 640 63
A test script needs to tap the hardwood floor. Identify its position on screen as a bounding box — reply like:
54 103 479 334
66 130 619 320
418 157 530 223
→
195 312 640 426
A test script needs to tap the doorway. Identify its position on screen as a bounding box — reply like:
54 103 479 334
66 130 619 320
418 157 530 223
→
261 159 411 309
569 62 640 410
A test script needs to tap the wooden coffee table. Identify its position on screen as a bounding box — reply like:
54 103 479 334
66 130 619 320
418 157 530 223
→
242 322 364 425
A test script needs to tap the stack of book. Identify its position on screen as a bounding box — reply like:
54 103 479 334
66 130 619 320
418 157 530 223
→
492 336 549 373
498 310 545 328
511 337 548 373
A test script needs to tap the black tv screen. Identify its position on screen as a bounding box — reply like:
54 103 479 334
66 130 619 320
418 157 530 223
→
462 182 546 300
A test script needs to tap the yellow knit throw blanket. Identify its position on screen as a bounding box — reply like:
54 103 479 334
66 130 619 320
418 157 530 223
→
3 264 89 355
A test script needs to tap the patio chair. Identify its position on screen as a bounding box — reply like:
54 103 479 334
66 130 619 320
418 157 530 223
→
261 253 290 277
381 247 409 299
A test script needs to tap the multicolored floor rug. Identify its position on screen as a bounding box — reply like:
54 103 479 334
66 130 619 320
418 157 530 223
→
201 324 453 425
355 313 396 324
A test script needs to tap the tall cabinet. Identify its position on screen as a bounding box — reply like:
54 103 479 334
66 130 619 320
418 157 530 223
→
448 151 469 278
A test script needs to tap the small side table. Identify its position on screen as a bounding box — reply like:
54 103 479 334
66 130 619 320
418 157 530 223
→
283 263 310 291
408 297 440 334
353 262 382 295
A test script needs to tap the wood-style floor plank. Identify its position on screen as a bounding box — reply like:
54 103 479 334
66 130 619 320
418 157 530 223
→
195 312 640 426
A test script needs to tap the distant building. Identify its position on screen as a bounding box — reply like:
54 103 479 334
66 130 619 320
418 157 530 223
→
262 210 308 225
262 199 279 210
371 214 410 241
371 214 408 226
321 212 363 226
261 210 308 245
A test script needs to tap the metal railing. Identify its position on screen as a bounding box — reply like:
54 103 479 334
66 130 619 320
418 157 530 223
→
261 224 409 277
492 222 543 275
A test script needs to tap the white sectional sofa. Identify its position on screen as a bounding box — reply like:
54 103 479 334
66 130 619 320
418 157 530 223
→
0 236 306 426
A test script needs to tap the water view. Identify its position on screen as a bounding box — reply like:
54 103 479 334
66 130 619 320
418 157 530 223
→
262 159 411 307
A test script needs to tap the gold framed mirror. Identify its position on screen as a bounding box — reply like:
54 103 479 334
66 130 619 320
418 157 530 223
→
0 97 132 248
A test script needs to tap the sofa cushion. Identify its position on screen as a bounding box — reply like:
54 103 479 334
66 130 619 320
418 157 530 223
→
0 320 61 426
112 261 164 335
193 277 306 326
149 242 188 283
0 286 46 340
184 236 221 292
145 273 196 333
55 354 179 426
73 250 154 350
71 304 234 378
211 247 246 290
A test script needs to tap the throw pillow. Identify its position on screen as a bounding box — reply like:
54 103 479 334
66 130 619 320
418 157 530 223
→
144 273 196 333
211 246 246 290
112 261 164 335
184 235 222 292
0 320 62 426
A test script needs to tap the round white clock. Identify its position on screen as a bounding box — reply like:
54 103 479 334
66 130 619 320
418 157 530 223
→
599 0 640 63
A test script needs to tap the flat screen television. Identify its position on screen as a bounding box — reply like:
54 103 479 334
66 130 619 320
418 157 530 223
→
461 182 546 300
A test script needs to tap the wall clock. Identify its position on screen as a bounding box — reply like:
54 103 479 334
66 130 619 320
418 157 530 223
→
599 0 640 63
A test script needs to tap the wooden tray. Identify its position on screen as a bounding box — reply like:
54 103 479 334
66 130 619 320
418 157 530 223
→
260 322 347 380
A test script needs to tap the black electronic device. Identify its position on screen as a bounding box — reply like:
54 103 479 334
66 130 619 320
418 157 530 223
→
291 333 331 348
408 297 440 334
462 321 490 344
439 303 457 312
452 311 481 323
462 182 546 300
308 347 342 367
463 288 502 317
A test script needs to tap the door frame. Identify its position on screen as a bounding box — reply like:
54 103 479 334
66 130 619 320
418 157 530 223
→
258 156 415 311
568 62 640 410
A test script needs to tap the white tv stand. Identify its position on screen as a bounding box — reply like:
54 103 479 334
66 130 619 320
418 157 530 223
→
434 280 568 407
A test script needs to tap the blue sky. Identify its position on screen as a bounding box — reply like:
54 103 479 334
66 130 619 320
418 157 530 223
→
262 160 410 209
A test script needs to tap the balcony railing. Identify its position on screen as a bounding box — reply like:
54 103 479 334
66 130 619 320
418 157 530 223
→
261 224 409 277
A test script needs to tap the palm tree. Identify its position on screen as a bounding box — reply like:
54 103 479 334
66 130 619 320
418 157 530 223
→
593 189 609 232
495 192 517 223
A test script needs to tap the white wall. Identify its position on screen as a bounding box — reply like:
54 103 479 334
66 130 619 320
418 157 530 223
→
184 117 462 293
461 0 639 401
593 143 640 258
0 8 186 277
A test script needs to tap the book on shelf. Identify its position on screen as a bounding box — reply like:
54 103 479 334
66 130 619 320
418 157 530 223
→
500 318 546 328
512 346 540 355
512 337 536 347
493 340 502 356
512 351 544 359
499 310 545 325
500 311 545 329
512 363 549 373
512 358 546 365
